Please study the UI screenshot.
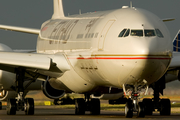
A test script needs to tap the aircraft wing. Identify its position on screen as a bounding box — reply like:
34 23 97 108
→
13 49 36 53
0 24 40 35
169 30 180 69
0 52 70 76
169 52 180 69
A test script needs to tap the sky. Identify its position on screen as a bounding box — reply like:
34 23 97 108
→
0 0 180 49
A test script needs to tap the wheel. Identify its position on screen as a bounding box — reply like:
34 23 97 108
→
75 98 85 115
90 99 100 115
143 98 153 115
7 99 16 115
160 99 171 115
125 99 133 118
0 101 2 110
137 102 145 117
25 98 34 115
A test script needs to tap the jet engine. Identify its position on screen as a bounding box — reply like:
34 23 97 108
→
0 90 18 101
41 80 65 99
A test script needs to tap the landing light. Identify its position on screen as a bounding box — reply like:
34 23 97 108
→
122 6 129 9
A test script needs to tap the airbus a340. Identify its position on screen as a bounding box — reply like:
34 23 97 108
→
0 0 180 118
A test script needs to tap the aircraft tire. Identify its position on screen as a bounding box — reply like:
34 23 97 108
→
25 98 34 115
137 102 145 117
7 99 16 115
125 99 133 118
160 99 171 115
90 98 100 115
143 98 153 115
75 98 85 115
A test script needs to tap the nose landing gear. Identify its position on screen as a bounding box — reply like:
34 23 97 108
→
124 75 171 118
125 85 145 118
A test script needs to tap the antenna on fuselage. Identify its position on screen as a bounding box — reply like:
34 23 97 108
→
79 9 82 15
130 1 133 8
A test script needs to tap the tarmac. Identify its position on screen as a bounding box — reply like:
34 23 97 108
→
0 106 180 120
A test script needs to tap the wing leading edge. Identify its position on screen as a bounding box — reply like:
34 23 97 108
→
0 52 70 76
0 24 40 35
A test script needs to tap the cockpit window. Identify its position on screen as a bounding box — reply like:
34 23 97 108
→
144 30 156 37
131 30 143 37
118 29 163 38
118 29 127 37
124 29 130 37
155 29 164 38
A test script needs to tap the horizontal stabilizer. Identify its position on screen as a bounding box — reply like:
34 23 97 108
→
0 24 40 35
173 30 180 52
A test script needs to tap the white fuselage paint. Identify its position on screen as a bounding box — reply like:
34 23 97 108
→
36 8 172 93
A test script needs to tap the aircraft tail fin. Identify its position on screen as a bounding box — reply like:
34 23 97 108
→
52 0 64 19
173 30 180 52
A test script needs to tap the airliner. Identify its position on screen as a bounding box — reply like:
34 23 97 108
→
0 0 179 118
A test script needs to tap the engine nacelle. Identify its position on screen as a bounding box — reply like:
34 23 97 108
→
0 90 18 101
41 80 65 99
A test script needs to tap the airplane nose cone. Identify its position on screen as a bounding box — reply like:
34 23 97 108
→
132 37 171 56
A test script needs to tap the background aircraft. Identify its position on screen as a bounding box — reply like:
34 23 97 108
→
0 0 179 118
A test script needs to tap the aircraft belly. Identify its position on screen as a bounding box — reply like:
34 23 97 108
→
57 67 97 93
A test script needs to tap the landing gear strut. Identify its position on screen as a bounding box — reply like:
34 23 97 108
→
75 94 100 115
143 75 171 115
0 101 2 110
6 68 34 115
125 85 145 118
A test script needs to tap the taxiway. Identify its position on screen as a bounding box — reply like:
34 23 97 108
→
0 106 180 120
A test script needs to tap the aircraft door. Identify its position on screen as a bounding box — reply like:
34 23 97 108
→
98 20 115 50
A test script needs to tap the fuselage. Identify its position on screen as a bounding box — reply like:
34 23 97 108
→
36 7 172 93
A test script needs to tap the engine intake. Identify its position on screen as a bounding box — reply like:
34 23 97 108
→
41 80 65 99
0 90 18 101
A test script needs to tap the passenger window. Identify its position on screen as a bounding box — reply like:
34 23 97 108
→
155 29 164 38
124 29 130 37
131 30 143 37
118 29 127 37
145 30 155 37
95 33 99 38
91 33 94 38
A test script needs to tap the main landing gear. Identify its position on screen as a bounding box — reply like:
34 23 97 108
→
7 68 35 115
143 75 171 116
0 101 2 110
75 94 100 115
